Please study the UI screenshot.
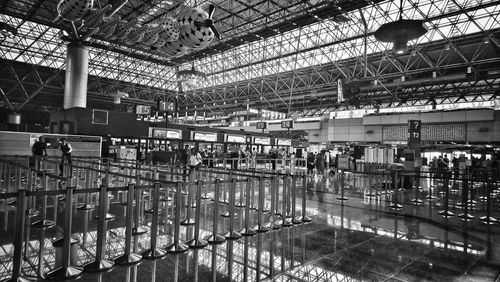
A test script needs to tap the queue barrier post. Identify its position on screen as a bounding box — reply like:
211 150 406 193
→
31 171 56 229
84 185 115 272
142 182 167 259
301 175 312 222
224 178 242 239
114 184 142 265
187 180 208 248
206 179 226 244
255 177 270 233
438 174 454 217
166 182 189 253
240 178 257 236
45 186 83 280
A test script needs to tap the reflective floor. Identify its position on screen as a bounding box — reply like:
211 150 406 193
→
70 197 500 282
1 168 499 282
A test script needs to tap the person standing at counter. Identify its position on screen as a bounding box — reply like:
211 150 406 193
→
58 138 72 177
32 136 47 171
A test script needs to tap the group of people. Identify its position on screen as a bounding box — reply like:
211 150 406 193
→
31 136 72 176
306 151 333 175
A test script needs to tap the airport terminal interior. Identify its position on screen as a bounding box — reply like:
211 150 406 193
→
0 0 500 281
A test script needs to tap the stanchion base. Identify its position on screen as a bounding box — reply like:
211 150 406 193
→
141 248 167 259
235 203 245 208
281 218 293 227
365 193 377 197
389 203 403 210
205 234 226 244
337 196 349 201
77 204 95 210
302 216 312 223
272 220 282 229
165 242 189 253
239 227 257 236
255 224 271 233
83 259 115 272
132 226 148 236
425 196 437 201
31 219 56 229
94 213 116 221
45 266 83 280
186 238 208 248
180 218 196 226
479 216 498 225
224 231 242 240
411 199 424 205
1 275 35 282
114 253 142 265
27 209 39 218
292 216 303 225
160 196 173 202
220 212 238 218
438 210 455 217
144 208 162 215
457 213 475 221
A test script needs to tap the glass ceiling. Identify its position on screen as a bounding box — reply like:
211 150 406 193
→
0 0 498 112
187 0 499 91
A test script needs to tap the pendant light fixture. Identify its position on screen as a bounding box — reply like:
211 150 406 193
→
374 0 427 54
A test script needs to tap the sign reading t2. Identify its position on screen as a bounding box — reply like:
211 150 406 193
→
408 120 421 148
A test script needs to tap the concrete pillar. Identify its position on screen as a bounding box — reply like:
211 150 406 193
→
64 43 88 109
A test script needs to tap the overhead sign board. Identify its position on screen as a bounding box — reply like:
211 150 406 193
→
158 101 175 112
281 120 294 129
136 105 151 115
256 122 267 129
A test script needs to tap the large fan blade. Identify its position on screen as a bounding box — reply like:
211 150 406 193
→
208 4 215 19
210 26 221 40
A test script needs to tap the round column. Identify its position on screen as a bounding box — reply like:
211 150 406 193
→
64 43 89 109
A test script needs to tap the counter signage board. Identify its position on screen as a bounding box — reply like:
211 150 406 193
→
254 137 270 145
193 132 217 142
226 134 246 143
152 129 167 138
153 129 181 139
167 130 181 139
277 139 291 146
338 154 350 170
